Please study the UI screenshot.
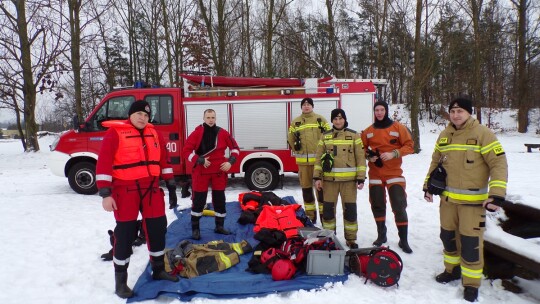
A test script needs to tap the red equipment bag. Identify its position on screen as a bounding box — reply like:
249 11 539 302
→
347 246 403 287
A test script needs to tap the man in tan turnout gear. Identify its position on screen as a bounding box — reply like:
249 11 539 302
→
424 97 508 302
288 97 331 223
314 109 366 249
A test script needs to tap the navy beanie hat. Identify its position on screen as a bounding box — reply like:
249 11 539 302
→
301 97 314 108
128 100 151 116
373 100 389 116
449 97 473 114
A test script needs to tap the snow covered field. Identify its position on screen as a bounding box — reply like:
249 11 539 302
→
1 109 539 304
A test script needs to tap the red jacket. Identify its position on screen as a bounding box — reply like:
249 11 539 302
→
96 120 173 189
182 124 240 174
254 205 304 238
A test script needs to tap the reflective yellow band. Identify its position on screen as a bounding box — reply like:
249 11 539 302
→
436 144 480 153
481 141 504 154
443 254 460 265
488 180 507 189
296 157 316 163
442 191 489 202
461 265 483 279
219 252 232 269
232 243 244 255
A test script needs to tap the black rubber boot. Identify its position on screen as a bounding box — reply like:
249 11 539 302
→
181 181 191 198
151 260 179 282
373 221 387 246
435 266 461 283
214 217 230 235
346 240 359 249
191 215 201 240
114 271 134 299
464 286 478 302
398 225 413 253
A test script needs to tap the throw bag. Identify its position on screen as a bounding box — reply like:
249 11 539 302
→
348 246 403 287
427 163 447 195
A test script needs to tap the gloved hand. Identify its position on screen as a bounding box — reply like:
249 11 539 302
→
427 164 447 195
484 196 505 212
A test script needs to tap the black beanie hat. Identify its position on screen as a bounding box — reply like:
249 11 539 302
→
330 108 348 128
128 100 151 116
449 97 473 114
373 100 389 116
300 97 314 108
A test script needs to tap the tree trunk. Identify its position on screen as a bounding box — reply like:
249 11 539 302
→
15 0 39 151
160 0 174 85
265 0 275 77
516 0 529 133
68 0 83 123
410 0 423 153
326 0 339 77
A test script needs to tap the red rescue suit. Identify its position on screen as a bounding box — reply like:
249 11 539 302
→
96 120 173 266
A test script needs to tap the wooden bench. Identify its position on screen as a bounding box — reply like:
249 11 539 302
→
484 202 540 284
524 143 540 152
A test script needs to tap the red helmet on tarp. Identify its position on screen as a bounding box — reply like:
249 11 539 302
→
271 259 296 281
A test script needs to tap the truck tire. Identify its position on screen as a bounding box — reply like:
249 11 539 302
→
68 161 98 195
245 161 279 191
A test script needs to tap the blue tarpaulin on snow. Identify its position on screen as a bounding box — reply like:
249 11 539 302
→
127 197 349 302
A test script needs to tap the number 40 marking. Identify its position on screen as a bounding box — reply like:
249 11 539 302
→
166 142 177 153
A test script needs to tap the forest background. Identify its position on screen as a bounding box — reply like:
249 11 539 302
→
0 0 539 152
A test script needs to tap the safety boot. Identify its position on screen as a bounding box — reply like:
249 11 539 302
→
397 225 412 253
435 267 461 284
214 217 230 235
151 260 179 282
191 215 201 240
373 221 387 246
463 286 478 302
114 271 134 299
346 240 359 249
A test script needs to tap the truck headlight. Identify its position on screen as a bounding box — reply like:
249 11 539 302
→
50 136 60 151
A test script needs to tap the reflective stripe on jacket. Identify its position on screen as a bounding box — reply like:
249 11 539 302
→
314 128 367 182
288 112 330 165
424 117 508 203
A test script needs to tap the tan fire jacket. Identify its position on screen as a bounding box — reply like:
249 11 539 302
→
424 117 508 203
288 112 330 165
314 128 367 182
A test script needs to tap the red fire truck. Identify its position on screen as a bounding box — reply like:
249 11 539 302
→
49 75 385 194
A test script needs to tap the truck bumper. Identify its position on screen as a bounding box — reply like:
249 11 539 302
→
49 150 70 177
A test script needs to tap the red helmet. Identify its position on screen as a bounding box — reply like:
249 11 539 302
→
261 248 278 269
271 259 296 281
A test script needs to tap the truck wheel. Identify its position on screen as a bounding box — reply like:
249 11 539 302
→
68 162 98 195
245 161 279 191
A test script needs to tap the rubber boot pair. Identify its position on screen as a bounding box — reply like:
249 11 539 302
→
192 216 230 240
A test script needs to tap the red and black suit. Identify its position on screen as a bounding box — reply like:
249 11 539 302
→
96 120 174 272
182 123 240 235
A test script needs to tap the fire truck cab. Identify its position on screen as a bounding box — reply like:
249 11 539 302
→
49 75 385 194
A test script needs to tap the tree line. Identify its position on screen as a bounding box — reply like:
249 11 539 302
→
0 0 538 152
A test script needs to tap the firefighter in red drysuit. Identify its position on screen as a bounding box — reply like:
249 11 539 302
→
182 109 240 240
96 100 178 299
361 100 414 254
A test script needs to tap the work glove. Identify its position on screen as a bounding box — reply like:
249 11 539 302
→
485 196 505 212
196 156 205 165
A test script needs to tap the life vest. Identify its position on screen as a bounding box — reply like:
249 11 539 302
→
254 205 304 238
103 120 161 180
238 192 263 211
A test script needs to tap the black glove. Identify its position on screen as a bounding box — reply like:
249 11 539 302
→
485 196 505 211
367 149 383 168
321 153 334 173
196 156 205 165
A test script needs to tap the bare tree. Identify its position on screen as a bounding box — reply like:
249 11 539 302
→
0 0 68 151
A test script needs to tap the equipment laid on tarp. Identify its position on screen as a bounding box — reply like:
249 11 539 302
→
127 198 348 302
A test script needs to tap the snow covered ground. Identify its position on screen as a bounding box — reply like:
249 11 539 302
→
1 109 539 304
